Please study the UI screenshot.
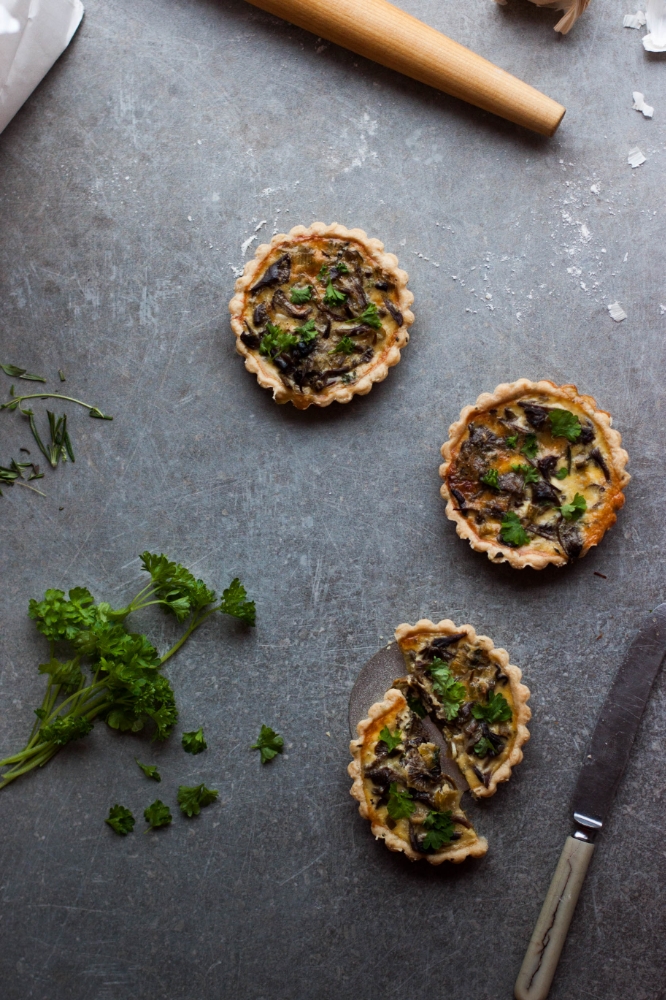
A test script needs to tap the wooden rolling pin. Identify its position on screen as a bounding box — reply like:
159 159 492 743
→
245 0 565 136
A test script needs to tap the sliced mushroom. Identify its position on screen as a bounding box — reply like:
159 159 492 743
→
271 288 311 319
250 253 291 292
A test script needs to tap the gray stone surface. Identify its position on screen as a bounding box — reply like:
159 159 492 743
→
1 0 665 997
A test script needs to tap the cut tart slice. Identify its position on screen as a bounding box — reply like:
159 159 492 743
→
348 689 488 864
228 222 414 409
439 379 630 569
393 619 531 798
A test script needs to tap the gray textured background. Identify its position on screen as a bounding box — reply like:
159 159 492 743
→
1 0 665 997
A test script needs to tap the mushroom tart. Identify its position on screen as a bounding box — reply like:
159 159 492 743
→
440 380 630 569
228 222 413 409
348 688 488 865
349 619 529 864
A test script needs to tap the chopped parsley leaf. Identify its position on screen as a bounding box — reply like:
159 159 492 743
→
294 319 317 342
144 799 172 829
521 434 538 459
105 804 135 835
560 492 587 520
481 468 499 489
317 265 329 280
177 784 219 817
330 336 355 355
511 463 540 484
218 577 256 626
500 511 530 547
555 467 568 480
290 285 312 304
472 690 512 724
357 303 382 329
428 658 466 721
251 724 284 763
378 726 402 752
136 759 161 781
335 261 349 273
548 408 581 442
421 810 455 851
259 323 299 359
182 727 207 755
323 281 346 306
473 736 497 758
386 782 415 821
506 435 518 449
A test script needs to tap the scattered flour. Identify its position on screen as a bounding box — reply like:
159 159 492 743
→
608 302 628 322
632 92 654 118
628 147 647 168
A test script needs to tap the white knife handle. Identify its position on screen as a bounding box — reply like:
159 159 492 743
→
514 836 595 1000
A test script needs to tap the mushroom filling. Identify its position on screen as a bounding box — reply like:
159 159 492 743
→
362 704 473 855
240 237 404 393
445 398 615 560
393 631 515 795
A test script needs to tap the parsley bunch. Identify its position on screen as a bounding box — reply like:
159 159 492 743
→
0 554 255 790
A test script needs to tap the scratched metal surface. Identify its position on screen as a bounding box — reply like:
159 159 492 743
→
0 0 665 997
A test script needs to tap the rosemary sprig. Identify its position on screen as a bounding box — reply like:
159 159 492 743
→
2 391 112 420
1 364 46 382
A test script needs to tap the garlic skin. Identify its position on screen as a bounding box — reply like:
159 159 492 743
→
493 0 591 34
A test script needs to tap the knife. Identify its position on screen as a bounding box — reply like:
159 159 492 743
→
514 603 666 1000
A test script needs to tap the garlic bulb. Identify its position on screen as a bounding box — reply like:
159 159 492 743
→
493 0 591 34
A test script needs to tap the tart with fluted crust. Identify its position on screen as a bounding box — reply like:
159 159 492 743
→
348 619 530 864
439 380 630 569
228 222 413 409
349 689 488 864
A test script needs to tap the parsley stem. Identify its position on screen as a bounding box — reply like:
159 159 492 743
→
14 480 46 497
1 393 113 418
159 607 216 664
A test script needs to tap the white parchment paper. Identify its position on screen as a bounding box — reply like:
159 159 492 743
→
0 0 83 135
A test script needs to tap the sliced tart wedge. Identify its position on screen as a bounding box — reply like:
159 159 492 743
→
229 222 413 409
439 379 630 569
349 688 487 865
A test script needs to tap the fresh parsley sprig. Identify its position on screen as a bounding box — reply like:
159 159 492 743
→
428 658 466 721
386 782 415 821
177 783 219 817
560 493 587 520
252 724 284 763
472 690 512 724
323 282 346 307
500 511 530 547
330 336 355 356
548 408 581 442
521 434 538 459
290 285 312 304
182 727 207 755
136 759 161 781
421 810 455 850
144 800 172 830
0 555 255 790
106 804 135 835
378 726 402 752
511 463 540 484
481 468 499 489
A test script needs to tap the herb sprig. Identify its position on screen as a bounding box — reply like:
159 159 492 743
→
428 658 466 721
0 554 255 790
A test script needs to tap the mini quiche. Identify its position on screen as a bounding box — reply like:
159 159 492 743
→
440 379 630 569
349 620 530 864
228 222 413 409
393 619 530 798
348 688 488 864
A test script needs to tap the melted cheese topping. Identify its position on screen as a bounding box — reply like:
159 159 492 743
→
445 394 622 560
240 236 404 397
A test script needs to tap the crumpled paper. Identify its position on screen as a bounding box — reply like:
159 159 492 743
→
643 0 666 50
0 0 83 135
493 0 590 34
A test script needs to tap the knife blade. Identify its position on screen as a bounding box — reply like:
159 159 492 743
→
515 603 666 1000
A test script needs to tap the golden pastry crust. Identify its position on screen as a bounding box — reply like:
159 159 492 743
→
348 689 488 864
439 379 630 569
228 222 414 409
394 619 531 798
